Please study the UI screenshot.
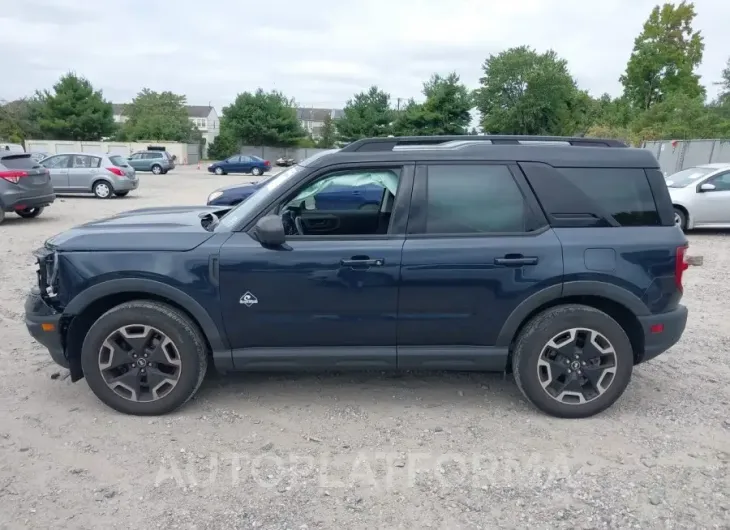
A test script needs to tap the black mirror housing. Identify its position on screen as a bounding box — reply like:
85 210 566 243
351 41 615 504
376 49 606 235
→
252 215 286 246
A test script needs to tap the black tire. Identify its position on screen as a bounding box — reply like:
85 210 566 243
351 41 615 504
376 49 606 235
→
674 207 687 231
251 167 262 176
0 209 5 225
512 304 634 419
151 164 163 175
115 191 129 197
80 300 208 416
93 180 113 199
16 207 44 218
214 167 225 175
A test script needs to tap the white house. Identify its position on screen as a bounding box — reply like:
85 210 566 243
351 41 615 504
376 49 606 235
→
296 108 343 139
112 104 220 155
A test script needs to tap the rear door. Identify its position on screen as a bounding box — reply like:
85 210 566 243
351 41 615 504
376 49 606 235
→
41 154 72 189
693 171 730 224
397 162 563 371
68 154 99 191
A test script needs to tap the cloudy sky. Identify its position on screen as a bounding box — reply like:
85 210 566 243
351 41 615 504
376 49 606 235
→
1 0 728 112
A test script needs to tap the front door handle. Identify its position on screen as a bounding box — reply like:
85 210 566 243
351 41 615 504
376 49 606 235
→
494 255 538 266
340 257 385 267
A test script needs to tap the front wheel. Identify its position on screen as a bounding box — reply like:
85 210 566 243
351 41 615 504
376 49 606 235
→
251 167 262 176
16 207 44 218
512 304 634 419
80 300 208 415
214 167 224 175
674 207 688 231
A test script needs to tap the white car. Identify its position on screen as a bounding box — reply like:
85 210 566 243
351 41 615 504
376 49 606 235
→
665 163 730 231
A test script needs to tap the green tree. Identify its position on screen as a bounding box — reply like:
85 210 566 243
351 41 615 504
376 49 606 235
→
631 92 729 140
0 98 42 143
317 113 336 148
715 57 730 104
121 89 199 142
474 46 582 135
620 1 704 111
35 72 115 140
206 131 238 160
222 89 304 146
393 73 472 136
336 86 394 142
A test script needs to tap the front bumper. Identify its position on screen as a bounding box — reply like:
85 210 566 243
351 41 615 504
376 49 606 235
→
637 304 688 363
24 287 67 368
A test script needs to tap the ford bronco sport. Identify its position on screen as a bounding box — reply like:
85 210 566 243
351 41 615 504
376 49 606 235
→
24 135 690 418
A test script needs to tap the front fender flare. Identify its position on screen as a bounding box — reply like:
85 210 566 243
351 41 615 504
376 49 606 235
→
495 281 649 347
63 278 229 355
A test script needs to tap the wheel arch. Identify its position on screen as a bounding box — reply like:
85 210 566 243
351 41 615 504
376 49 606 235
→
63 279 229 380
497 282 647 367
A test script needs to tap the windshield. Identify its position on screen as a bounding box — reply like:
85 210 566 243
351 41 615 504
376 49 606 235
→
215 164 305 231
665 167 715 188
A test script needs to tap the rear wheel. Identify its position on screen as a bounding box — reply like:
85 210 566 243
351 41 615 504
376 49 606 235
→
93 180 113 199
674 207 687 231
512 304 634 418
80 300 208 416
16 207 44 218
151 164 163 175
252 167 262 176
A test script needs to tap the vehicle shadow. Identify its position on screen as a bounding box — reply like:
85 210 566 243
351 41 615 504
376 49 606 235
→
194 369 523 409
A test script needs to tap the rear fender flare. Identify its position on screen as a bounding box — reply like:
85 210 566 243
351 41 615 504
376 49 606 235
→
495 281 649 347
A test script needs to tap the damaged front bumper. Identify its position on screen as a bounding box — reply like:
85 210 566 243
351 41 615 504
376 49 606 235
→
24 286 68 368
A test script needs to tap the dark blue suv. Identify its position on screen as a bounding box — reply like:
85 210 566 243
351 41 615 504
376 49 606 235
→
24 136 690 418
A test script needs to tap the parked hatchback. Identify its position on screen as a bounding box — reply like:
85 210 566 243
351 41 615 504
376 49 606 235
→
665 163 730 230
127 150 175 174
0 151 55 224
41 152 138 199
208 155 270 176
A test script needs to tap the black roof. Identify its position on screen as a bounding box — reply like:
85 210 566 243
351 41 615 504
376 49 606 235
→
302 135 659 169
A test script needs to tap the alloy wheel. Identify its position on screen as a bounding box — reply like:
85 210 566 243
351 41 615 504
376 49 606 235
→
536 328 618 405
98 325 182 402
674 212 682 227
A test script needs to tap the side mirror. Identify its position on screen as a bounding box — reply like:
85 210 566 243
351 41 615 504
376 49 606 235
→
252 215 286 247
700 183 716 192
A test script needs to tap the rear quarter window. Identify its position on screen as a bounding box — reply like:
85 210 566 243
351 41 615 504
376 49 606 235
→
109 155 127 167
557 167 661 227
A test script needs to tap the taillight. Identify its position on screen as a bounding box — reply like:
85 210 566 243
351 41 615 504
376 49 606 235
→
675 245 689 293
264 160 270 166
106 167 125 176
0 170 29 184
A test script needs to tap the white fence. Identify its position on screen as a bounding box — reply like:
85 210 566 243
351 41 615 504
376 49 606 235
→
24 140 199 165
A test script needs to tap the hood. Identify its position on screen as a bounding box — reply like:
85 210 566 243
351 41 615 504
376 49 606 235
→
47 206 222 252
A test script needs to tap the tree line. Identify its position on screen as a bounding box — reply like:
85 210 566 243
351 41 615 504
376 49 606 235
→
2 1 730 159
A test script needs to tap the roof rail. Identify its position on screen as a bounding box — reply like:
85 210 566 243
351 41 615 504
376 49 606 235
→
340 135 627 152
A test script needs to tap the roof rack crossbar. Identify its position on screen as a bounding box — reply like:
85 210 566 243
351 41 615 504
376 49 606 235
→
340 135 627 152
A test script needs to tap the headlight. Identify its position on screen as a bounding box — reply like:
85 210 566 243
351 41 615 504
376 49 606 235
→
208 191 223 203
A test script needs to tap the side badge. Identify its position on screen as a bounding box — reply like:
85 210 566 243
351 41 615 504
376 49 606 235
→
240 292 258 307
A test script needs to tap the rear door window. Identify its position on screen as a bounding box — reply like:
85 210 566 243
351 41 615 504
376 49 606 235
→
558 168 661 226
424 164 528 234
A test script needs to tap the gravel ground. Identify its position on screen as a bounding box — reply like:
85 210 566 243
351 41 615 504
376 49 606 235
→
1 166 729 529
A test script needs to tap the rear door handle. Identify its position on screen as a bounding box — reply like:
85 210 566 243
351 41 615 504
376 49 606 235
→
494 256 538 266
340 257 385 267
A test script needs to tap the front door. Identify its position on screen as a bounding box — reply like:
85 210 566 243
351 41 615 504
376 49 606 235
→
693 171 730 224
41 154 71 190
68 154 99 191
397 162 563 371
217 163 414 370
